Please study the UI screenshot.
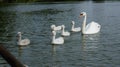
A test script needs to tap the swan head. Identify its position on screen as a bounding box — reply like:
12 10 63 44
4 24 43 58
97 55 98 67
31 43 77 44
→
17 32 22 36
80 12 86 17
61 25 65 28
52 31 56 36
51 25 55 29
72 21 75 24
18 32 21 34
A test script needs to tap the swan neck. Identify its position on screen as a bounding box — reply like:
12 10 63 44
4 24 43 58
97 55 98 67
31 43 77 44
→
82 15 87 34
18 34 22 42
72 24 74 29
52 35 55 42
62 27 65 33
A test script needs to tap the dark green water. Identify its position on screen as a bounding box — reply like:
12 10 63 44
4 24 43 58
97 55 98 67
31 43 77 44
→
0 1 120 67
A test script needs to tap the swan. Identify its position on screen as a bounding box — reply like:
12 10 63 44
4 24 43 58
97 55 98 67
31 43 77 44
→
61 25 70 36
17 32 30 46
52 31 64 44
71 21 81 32
51 24 62 31
80 12 101 34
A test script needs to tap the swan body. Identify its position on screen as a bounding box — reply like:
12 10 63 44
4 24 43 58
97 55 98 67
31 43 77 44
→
71 21 81 32
80 12 101 34
51 24 62 31
61 25 70 36
17 32 30 46
52 31 64 44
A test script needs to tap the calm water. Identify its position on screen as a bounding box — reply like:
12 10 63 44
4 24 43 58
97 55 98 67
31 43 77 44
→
0 1 120 67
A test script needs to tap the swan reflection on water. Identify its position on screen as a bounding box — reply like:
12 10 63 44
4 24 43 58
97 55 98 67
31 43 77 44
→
80 34 101 67
52 45 57 55
81 34 100 51
51 45 63 67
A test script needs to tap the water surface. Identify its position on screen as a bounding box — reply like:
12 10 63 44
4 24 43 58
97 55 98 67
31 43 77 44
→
0 1 120 67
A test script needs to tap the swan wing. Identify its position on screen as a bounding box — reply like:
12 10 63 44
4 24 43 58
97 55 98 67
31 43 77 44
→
19 39 30 45
62 31 70 36
65 32 70 35
72 27 81 32
85 21 101 34
55 37 64 42
54 37 64 44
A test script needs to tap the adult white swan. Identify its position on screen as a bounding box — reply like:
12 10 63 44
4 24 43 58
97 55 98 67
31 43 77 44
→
80 12 101 34
61 25 70 36
17 32 30 46
52 31 64 44
71 21 81 32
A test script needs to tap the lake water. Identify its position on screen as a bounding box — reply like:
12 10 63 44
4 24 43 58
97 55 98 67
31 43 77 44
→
0 1 120 67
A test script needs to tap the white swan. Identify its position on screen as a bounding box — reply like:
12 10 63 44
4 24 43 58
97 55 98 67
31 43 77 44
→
80 12 101 34
61 25 70 36
52 31 64 44
71 21 81 32
17 32 30 46
51 24 62 31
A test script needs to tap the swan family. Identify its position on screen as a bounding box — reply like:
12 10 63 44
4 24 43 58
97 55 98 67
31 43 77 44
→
16 12 101 45
51 12 101 45
14 12 101 67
